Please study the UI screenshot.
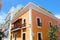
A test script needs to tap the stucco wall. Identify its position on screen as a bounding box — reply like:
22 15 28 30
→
32 9 58 40
11 10 30 40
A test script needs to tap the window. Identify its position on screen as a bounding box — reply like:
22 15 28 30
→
22 33 26 40
49 22 52 27
37 17 42 26
23 19 26 27
38 32 42 40
24 19 26 25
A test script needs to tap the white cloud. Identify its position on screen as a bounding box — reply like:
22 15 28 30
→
55 14 60 19
0 11 6 23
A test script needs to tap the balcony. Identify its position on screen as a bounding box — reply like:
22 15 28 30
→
11 23 26 32
11 18 26 32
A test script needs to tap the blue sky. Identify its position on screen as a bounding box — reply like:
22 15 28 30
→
0 0 60 23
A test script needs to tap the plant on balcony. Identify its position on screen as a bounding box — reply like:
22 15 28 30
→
48 26 58 40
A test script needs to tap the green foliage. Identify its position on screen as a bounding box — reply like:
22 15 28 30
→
48 26 58 40
0 31 6 38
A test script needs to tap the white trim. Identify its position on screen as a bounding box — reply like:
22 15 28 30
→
37 32 43 40
11 2 59 24
29 8 33 40
12 28 21 32
22 18 26 24
22 27 26 29
36 17 42 28
22 18 27 28
22 32 26 40
9 22 11 40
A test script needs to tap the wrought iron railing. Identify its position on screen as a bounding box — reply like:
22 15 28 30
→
11 23 26 30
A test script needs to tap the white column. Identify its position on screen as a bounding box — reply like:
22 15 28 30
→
29 8 33 40
9 22 11 40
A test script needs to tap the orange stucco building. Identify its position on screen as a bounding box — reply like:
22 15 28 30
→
11 2 60 40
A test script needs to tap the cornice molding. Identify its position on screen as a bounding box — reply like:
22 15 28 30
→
11 2 59 23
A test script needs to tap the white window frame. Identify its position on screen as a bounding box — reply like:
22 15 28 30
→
22 18 26 28
22 18 26 24
22 32 26 40
37 32 43 40
36 17 42 28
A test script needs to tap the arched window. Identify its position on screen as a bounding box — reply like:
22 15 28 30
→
36 17 42 27
37 32 42 40
24 19 26 26
23 19 26 27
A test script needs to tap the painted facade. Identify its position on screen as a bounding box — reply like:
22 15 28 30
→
11 2 60 40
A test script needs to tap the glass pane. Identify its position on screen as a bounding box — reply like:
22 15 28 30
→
38 33 41 40
37 18 40 26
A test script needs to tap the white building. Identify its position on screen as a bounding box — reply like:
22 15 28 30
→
4 6 16 40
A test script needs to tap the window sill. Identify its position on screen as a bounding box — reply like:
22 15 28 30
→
37 26 42 28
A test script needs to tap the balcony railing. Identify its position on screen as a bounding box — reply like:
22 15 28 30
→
11 24 26 32
22 23 26 27
11 26 21 30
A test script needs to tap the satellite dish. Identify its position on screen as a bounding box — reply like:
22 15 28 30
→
0 0 2 10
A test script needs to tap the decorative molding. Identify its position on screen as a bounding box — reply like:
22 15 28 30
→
11 2 59 23
11 28 21 32
36 17 42 28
